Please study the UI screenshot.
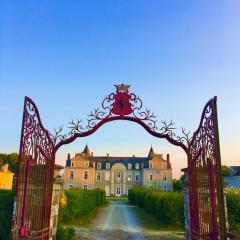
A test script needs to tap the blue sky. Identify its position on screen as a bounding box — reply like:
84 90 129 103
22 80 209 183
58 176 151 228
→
0 1 240 178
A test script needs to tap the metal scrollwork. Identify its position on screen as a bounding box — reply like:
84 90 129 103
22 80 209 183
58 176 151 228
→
52 84 191 152
23 98 54 160
12 97 55 240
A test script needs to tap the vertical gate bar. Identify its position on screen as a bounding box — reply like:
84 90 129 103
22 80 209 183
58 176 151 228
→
212 97 227 239
20 156 31 237
208 160 218 239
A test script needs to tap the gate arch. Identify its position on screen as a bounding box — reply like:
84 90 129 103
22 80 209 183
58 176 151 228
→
12 84 231 239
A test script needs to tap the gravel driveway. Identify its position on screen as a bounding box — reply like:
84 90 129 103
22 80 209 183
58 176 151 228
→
75 201 185 240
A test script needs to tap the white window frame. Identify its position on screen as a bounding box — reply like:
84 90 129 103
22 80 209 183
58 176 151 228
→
128 163 132 169
97 163 101 169
116 172 121 181
84 171 88 180
149 163 153 169
83 184 88 190
116 185 121 195
106 162 110 169
135 163 140 170
135 173 140 181
149 174 153 181
97 172 101 181
69 184 73 190
127 174 132 181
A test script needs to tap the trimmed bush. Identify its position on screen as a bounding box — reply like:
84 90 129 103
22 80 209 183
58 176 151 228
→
226 188 240 234
59 188 105 222
56 225 75 240
128 187 184 228
0 190 14 240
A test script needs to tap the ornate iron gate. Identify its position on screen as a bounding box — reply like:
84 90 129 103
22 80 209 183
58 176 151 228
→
12 97 55 240
11 85 231 239
188 97 227 239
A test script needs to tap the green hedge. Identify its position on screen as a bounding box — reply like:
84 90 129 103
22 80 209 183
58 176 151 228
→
56 225 75 240
59 188 105 222
226 188 240 234
0 190 14 240
128 187 184 228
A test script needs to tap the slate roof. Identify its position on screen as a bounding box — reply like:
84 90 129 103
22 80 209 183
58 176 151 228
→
66 145 171 170
230 166 240 176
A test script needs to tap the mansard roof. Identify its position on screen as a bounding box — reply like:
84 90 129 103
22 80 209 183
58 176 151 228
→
65 145 171 170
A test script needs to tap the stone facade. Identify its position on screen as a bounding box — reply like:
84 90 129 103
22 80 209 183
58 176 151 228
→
64 145 173 196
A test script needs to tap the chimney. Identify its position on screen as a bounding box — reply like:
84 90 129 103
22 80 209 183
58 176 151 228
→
2 164 9 172
107 153 109 158
132 154 135 158
91 152 93 157
167 154 170 162
67 153 71 160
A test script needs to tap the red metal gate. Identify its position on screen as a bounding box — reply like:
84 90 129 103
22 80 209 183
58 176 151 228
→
188 97 226 239
12 97 55 240
11 85 231 239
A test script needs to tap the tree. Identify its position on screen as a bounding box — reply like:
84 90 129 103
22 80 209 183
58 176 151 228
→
173 179 183 192
221 165 230 177
0 153 18 173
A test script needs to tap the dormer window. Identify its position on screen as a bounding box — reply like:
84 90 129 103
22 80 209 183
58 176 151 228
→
106 162 110 170
128 163 132 170
71 162 74 167
97 163 101 169
135 163 140 170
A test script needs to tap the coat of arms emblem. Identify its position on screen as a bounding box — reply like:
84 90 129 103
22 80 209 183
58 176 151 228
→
112 84 133 115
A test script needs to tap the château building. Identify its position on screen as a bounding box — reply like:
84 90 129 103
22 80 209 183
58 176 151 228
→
0 164 14 190
63 145 173 196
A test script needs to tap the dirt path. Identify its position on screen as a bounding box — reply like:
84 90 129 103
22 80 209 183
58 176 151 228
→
75 201 185 240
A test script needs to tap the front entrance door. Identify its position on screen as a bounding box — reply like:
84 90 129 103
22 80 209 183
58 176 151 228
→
116 185 121 197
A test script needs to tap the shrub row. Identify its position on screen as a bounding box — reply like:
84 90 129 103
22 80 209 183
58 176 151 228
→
225 188 240 234
59 188 105 222
128 187 184 228
0 190 14 240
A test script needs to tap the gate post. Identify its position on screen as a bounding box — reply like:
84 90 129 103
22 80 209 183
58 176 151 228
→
181 168 191 240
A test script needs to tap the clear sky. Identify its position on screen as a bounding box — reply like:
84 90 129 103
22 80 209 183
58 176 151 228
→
1 1 240 178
